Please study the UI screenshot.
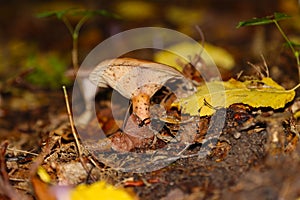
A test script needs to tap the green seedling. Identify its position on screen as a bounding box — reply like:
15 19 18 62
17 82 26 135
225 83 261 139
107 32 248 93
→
37 8 119 73
237 12 300 81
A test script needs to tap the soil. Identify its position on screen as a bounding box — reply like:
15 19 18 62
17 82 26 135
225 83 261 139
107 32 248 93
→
1 1 300 200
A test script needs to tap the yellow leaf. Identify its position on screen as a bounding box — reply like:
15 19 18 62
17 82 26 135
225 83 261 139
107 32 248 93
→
114 1 155 20
165 6 203 26
71 181 135 200
37 166 51 184
293 110 300 119
154 42 235 71
172 78 298 116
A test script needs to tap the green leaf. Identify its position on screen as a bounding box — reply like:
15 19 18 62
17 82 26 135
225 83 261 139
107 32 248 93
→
237 12 291 28
36 8 119 20
36 10 57 18
71 9 120 18
36 9 72 19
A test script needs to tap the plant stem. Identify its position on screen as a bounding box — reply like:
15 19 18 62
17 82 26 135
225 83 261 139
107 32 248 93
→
61 15 90 73
273 20 300 81
61 17 79 74
72 15 90 73
72 37 79 73
61 17 74 38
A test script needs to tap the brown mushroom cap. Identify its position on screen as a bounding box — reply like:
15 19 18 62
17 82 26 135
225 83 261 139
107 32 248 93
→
89 58 194 99
89 57 195 125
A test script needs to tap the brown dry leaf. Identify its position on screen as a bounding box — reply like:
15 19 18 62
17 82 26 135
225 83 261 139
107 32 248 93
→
173 77 299 116
111 115 154 152
31 176 56 200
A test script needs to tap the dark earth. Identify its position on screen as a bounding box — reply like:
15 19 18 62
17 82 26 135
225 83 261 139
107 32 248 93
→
1 1 300 200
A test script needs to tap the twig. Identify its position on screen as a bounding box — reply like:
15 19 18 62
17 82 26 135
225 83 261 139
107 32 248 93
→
62 86 97 181
62 86 82 156
6 148 38 156
260 54 270 77
195 25 205 55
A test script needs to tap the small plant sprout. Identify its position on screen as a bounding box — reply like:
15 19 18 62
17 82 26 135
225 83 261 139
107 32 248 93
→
89 58 195 127
37 8 118 72
237 12 300 81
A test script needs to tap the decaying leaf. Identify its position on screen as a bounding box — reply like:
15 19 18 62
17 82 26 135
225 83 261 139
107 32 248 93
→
172 77 298 116
111 115 154 152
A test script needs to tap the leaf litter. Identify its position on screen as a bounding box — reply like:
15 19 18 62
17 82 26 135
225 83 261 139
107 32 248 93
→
1 54 300 200
2 12 300 199
2 1 300 199
2 55 300 199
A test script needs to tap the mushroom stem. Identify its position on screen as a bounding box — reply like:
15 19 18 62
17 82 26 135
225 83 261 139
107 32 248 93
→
131 92 151 126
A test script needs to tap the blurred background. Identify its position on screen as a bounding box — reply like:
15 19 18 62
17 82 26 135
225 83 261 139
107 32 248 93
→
0 0 299 130
0 0 299 85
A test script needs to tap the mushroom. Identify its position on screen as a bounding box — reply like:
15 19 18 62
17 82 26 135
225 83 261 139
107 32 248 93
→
89 57 195 126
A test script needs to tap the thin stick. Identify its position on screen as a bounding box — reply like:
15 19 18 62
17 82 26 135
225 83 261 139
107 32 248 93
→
195 25 205 55
62 86 82 156
288 83 300 92
6 148 38 156
62 86 97 181
260 54 269 77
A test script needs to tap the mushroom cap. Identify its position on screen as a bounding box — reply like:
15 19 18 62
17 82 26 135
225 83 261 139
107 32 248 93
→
89 58 194 99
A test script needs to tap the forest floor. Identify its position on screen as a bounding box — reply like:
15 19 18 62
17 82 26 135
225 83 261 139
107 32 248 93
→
1 1 300 199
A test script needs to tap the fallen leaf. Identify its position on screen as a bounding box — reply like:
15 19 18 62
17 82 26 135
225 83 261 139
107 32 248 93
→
154 42 235 71
31 176 56 200
37 166 51 184
32 169 136 200
111 132 134 152
172 77 298 116
113 1 155 20
70 181 136 200
165 6 203 26
110 115 154 152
